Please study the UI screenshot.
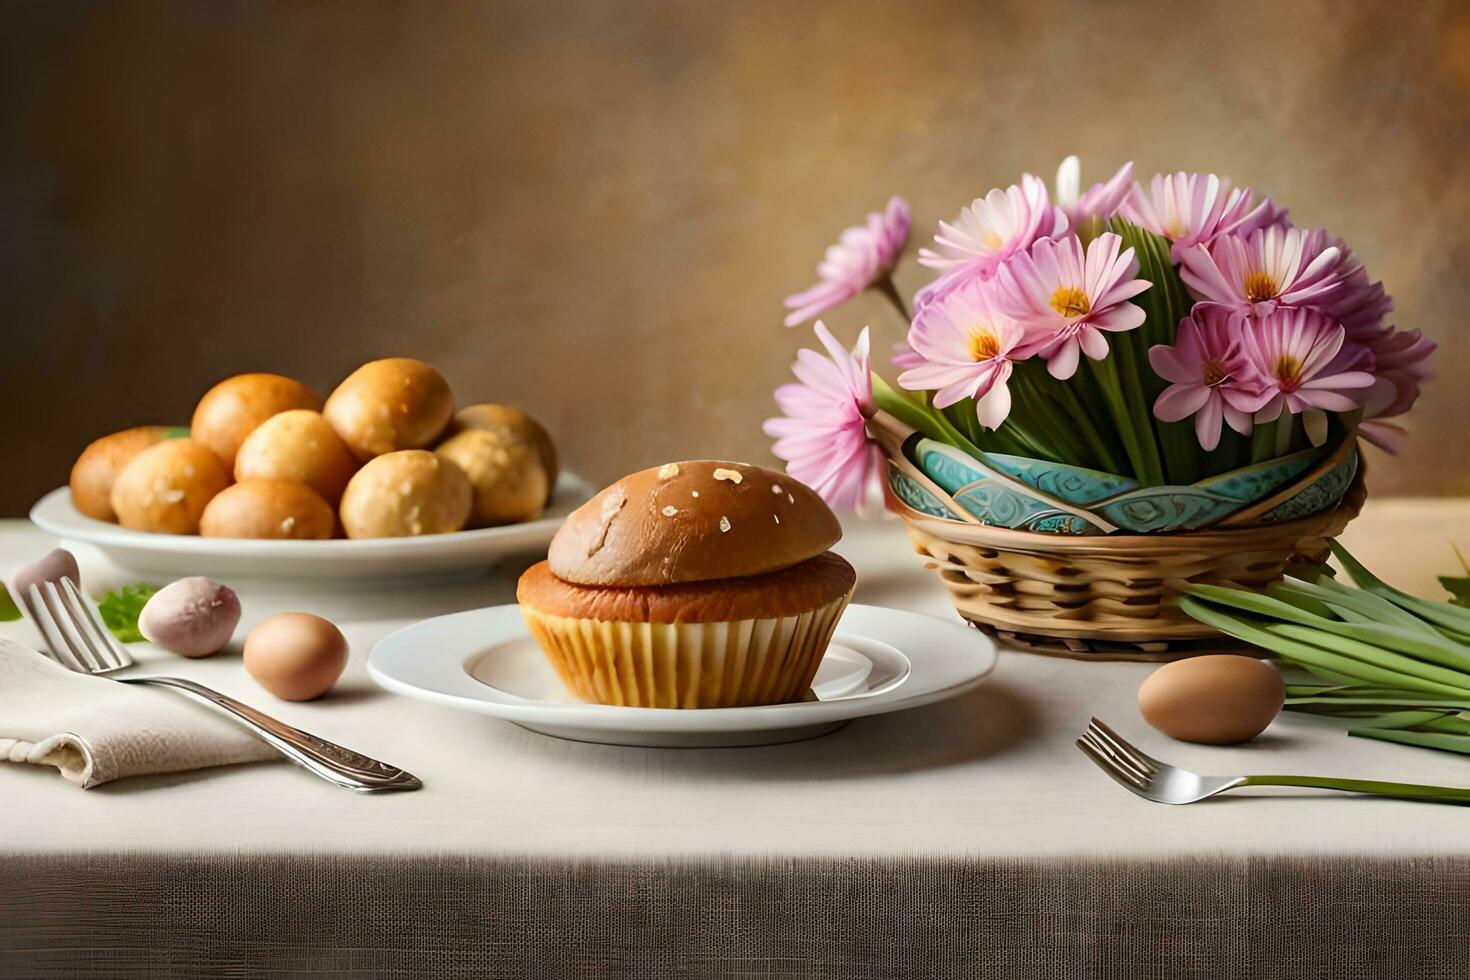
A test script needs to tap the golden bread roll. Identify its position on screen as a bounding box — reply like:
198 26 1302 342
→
110 438 232 534
191 373 321 467
234 410 358 505
70 426 185 521
451 404 558 501
200 480 336 540
435 427 547 527
323 358 453 460
338 449 471 538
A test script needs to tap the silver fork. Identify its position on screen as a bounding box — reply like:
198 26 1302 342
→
27 578 421 793
1077 717 1470 806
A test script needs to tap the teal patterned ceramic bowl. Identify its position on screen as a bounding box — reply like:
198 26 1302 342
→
905 437 1359 535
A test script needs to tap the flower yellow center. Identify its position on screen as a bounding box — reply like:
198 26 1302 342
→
1048 286 1091 318
1201 360 1228 386
1274 353 1303 390
968 327 1002 361
1244 270 1279 303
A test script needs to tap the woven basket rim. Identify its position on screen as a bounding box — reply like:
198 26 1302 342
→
888 470 1366 556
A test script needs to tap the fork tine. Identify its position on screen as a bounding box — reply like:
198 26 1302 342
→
1075 738 1149 794
1080 729 1150 784
43 580 106 672
1088 718 1159 775
61 578 132 671
28 582 89 673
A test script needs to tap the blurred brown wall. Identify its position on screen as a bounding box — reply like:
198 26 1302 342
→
2 0 1468 516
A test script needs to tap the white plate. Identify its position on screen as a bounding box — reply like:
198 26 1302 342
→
29 474 594 583
368 603 997 747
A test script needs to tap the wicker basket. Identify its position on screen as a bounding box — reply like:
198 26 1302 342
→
869 414 1366 661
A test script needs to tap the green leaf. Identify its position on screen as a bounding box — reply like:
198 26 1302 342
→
96 583 160 643
0 582 20 622
1106 218 1206 484
1440 544 1470 607
1331 542 1470 634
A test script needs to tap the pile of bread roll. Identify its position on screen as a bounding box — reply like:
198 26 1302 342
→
68 358 558 539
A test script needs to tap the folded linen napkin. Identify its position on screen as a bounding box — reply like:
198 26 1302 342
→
0 635 277 788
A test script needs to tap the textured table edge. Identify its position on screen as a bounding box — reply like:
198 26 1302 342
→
3 852 1467 979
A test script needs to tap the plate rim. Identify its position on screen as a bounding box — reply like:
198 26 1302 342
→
29 475 594 559
367 603 997 732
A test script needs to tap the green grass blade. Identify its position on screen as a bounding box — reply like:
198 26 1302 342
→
1178 597 1470 697
1331 542 1470 633
1265 622 1470 693
1283 575 1434 633
1263 582 1339 619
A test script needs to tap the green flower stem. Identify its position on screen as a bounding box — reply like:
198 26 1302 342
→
870 275 911 325
1004 366 1084 462
1250 417 1279 464
1048 373 1127 475
872 374 990 462
1086 352 1164 485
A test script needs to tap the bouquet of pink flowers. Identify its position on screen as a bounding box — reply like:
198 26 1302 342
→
766 158 1435 514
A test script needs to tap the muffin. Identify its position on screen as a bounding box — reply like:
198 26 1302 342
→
517 461 855 708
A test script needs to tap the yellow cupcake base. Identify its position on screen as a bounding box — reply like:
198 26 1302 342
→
520 592 853 708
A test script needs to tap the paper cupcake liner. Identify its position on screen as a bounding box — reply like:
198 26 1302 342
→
520 591 853 708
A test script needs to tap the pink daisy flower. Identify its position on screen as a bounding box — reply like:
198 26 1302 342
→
1330 268 1394 342
891 341 924 371
1179 225 1350 317
763 321 883 511
1120 171 1284 262
1055 156 1135 227
994 232 1150 379
1240 307 1375 422
915 174 1066 306
1364 327 1436 422
1148 306 1269 450
783 197 910 327
897 278 1025 430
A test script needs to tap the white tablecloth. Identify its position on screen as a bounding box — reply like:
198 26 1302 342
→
2 500 1468 978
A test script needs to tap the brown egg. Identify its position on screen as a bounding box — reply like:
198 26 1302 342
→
191 373 322 468
109 438 233 534
435 427 547 527
243 612 348 701
338 449 471 538
1138 655 1285 745
451 404 558 501
70 426 186 521
200 480 336 540
234 409 358 504
323 358 454 460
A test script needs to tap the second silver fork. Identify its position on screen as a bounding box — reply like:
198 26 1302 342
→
1077 717 1470 806
28 577 421 793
